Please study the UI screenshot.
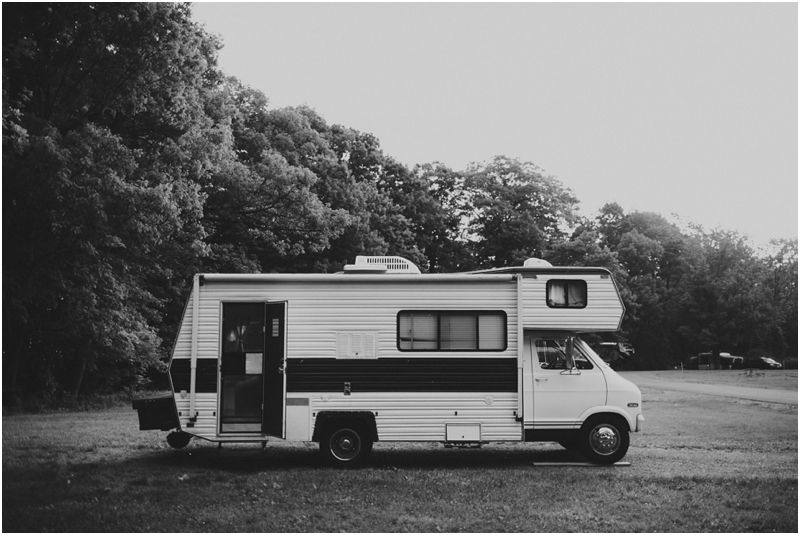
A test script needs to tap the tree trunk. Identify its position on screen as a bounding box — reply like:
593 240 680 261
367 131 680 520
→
70 346 88 398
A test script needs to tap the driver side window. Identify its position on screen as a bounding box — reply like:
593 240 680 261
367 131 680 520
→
535 339 567 369
535 339 594 370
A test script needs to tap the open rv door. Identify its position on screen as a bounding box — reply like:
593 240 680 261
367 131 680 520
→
220 302 286 437
263 302 286 437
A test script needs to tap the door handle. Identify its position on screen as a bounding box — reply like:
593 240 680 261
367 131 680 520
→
535 377 548 383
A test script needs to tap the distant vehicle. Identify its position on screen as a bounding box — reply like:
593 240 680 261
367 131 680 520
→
743 357 782 370
719 354 744 369
686 352 743 370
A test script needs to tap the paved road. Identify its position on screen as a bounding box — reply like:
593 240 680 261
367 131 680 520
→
619 371 798 405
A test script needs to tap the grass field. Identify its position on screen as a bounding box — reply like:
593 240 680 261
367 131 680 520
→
637 369 798 390
3 372 797 532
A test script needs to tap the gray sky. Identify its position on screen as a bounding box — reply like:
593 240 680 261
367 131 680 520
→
191 2 797 248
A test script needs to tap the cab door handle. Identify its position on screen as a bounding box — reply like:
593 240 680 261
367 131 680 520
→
535 377 548 383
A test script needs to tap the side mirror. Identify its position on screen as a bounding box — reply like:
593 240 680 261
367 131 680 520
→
561 337 581 375
565 337 575 369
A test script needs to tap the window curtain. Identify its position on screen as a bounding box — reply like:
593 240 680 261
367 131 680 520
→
568 282 586 307
441 314 477 350
549 281 567 306
399 312 438 350
478 314 505 350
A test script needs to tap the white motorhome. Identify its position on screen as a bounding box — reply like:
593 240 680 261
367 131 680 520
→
133 256 643 465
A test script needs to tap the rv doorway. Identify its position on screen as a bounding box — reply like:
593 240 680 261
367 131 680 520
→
220 302 286 436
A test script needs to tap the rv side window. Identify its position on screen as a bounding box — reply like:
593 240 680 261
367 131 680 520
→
546 280 587 308
398 311 507 351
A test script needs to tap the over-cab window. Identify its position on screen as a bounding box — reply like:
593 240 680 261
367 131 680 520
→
547 280 587 308
397 311 507 351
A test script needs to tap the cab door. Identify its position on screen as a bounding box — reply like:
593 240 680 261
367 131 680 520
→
528 334 607 429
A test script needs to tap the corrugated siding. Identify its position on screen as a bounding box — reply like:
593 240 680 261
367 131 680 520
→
306 392 521 442
170 278 519 439
173 393 217 435
522 274 623 331
169 273 623 440
195 279 519 361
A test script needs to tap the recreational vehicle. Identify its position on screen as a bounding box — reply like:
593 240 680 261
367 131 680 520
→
133 256 643 465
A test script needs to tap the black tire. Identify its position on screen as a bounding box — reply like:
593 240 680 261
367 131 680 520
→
166 431 192 449
320 425 372 467
579 416 629 464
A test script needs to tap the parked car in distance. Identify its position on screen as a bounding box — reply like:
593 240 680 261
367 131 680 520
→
742 357 783 370
686 352 743 370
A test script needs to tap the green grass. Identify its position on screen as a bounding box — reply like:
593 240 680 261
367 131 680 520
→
644 369 798 391
3 375 797 532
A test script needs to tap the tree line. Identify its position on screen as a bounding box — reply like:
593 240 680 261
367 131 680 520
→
3 3 796 404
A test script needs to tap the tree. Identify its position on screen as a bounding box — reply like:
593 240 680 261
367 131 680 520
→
199 84 350 274
3 3 219 401
763 239 798 361
399 163 472 272
676 229 782 365
463 156 578 269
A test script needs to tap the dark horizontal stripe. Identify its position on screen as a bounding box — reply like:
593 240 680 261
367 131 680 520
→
170 358 218 393
286 357 517 393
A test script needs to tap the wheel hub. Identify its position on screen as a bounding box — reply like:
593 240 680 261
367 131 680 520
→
590 425 620 455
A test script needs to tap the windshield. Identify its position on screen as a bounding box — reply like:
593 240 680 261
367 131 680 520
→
575 338 608 367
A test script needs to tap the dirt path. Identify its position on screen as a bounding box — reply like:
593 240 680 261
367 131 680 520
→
620 371 798 405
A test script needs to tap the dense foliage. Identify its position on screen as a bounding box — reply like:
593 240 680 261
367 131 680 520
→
3 3 796 404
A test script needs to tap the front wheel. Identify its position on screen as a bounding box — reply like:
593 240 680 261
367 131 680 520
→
579 416 629 464
320 426 372 467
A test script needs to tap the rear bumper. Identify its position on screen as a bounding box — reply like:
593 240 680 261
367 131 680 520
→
132 392 180 431
635 413 644 432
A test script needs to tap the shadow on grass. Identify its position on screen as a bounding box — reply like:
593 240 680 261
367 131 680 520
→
129 441 589 473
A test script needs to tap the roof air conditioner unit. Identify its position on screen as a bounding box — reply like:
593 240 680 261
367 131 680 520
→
343 256 421 274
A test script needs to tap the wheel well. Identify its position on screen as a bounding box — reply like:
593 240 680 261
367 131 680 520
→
312 411 378 442
584 412 630 433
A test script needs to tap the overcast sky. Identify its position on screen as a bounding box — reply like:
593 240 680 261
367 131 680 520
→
190 2 797 248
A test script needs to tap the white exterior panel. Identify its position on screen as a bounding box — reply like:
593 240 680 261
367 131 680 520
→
522 274 624 332
167 268 625 443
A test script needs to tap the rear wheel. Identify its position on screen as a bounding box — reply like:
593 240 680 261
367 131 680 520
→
320 425 372 467
579 416 629 464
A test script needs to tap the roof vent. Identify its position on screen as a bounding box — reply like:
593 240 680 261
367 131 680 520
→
523 258 553 268
343 255 421 274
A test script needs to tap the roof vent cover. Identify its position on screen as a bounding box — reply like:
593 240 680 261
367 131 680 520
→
523 258 553 268
343 255 421 274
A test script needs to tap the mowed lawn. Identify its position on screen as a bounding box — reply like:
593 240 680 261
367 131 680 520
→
3 371 797 533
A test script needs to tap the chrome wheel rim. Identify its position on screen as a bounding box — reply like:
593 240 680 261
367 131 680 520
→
589 424 620 455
